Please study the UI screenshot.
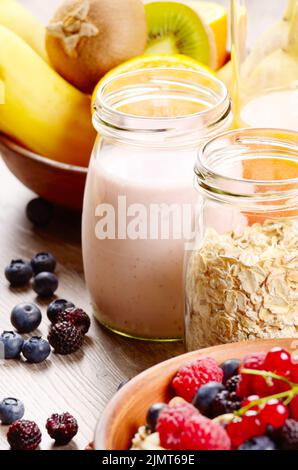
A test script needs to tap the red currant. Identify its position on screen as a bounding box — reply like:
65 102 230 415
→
264 348 292 376
237 375 253 398
260 399 289 428
226 419 247 448
242 395 261 411
253 375 275 397
242 410 266 439
237 354 265 398
242 353 265 371
289 394 298 421
291 360 298 384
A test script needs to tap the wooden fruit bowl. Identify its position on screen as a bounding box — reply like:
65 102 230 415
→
0 133 88 211
95 338 296 450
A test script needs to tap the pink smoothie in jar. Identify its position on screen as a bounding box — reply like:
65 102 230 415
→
82 68 231 340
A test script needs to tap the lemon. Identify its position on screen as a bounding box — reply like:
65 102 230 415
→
91 53 214 112
188 1 228 69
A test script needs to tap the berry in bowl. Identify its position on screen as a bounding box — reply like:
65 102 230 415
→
95 339 298 450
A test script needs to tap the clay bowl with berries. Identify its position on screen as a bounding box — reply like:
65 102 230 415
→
95 338 298 450
0 134 87 211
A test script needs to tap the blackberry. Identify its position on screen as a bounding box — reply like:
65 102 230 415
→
238 436 276 450
226 375 240 393
211 390 242 418
280 419 298 450
7 419 41 450
56 307 90 335
46 412 78 445
48 322 83 355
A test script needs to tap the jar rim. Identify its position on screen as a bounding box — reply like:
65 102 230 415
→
196 128 298 200
92 67 231 146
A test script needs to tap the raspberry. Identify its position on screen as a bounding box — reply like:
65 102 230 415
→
280 419 298 450
289 394 298 421
225 375 240 393
46 412 78 445
211 390 242 418
48 322 83 355
172 357 223 402
156 403 198 450
7 419 41 450
56 307 91 335
180 413 231 450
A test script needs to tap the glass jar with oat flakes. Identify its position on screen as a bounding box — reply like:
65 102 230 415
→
185 128 298 351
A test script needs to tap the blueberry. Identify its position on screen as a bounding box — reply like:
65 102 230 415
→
22 337 51 363
26 198 53 227
47 299 75 323
192 382 225 418
33 272 58 297
146 403 166 432
11 303 42 334
0 398 25 425
4 260 33 287
238 436 277 450
117 379 130 391
0 331 24 359
220 359 241 384
31 252 56 275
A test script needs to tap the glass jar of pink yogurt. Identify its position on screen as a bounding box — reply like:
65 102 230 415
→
82 67 232 340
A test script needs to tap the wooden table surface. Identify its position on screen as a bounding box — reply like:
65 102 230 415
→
0 156 183 450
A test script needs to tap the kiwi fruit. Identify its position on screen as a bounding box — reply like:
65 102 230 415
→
145 2 214 68
46 0 147 93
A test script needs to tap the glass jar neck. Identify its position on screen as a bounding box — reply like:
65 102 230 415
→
92 67 231 148
195 128 298 213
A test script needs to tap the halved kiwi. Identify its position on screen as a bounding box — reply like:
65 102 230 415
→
145 1 215 68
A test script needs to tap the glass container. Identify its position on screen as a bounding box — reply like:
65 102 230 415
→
82 67 231 341
231 0 298 130
185 128 298 351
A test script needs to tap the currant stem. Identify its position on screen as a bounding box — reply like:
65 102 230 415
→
235 369 298 416
241 368 293 385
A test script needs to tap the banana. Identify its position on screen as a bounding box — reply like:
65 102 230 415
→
0 25 96 167
0 0 48 62
245 4 298 93
240 0 297 78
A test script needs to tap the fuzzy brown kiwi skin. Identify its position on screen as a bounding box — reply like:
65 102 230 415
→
46 0 147 94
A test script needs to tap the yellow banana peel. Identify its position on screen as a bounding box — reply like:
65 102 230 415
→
0 0 48 62
0 25 95 167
